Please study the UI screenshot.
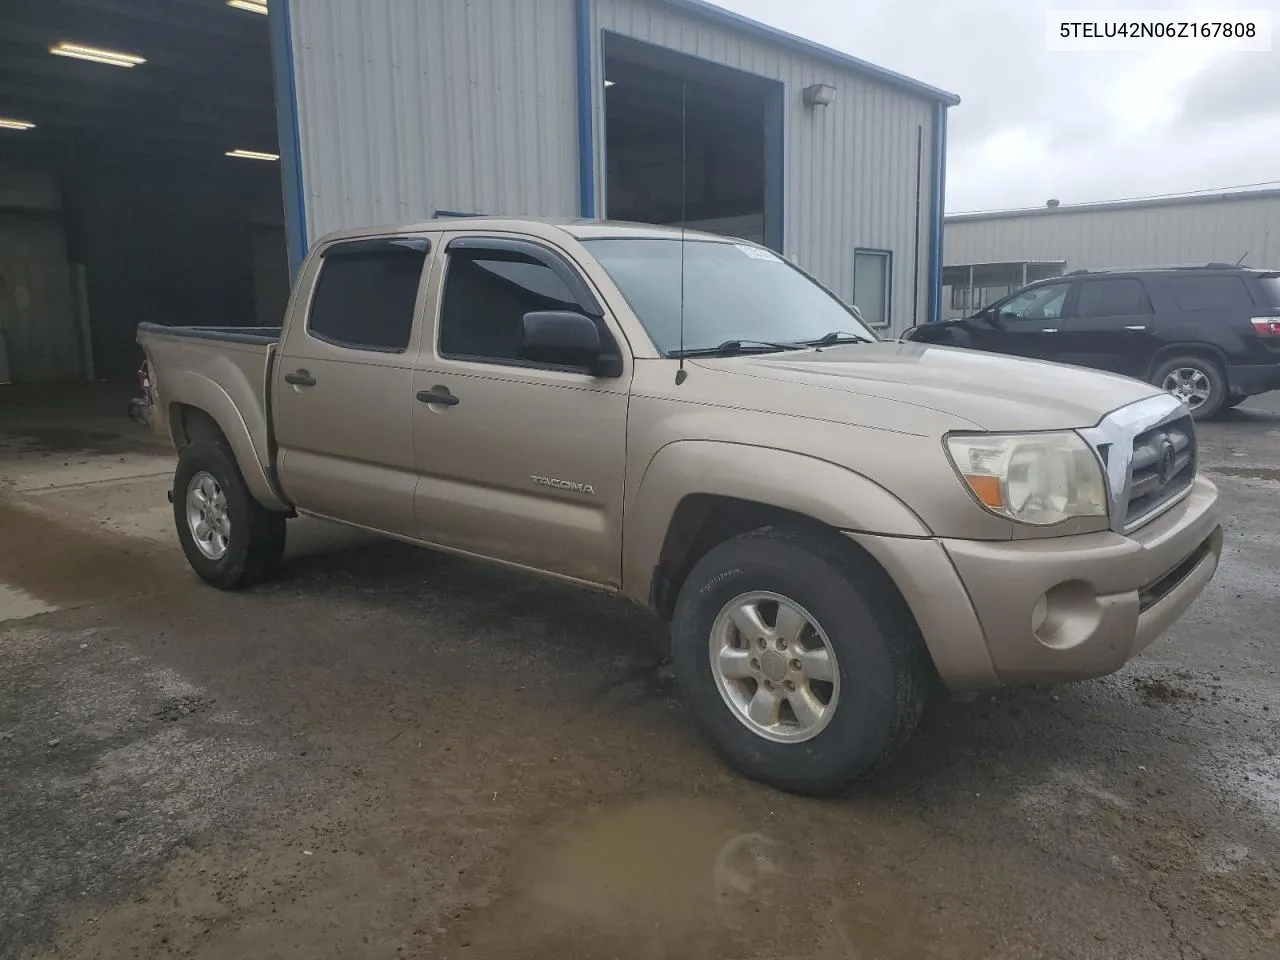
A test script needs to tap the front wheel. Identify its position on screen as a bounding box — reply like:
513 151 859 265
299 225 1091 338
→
173 441 287 589
670 527 931 795
1152 355 1226 420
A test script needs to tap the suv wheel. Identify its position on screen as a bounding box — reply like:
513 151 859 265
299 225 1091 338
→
1152 355 1226 420
670 526 930 795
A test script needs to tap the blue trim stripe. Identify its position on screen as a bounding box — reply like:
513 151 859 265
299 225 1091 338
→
575 0 597 218
269 0 307 278
926 103 948 323
659 0 959 106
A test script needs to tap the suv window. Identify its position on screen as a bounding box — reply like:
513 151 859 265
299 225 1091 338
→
438 248 582 363
307 239 429 352
1076 278 1151 318
1167 275 1255 311
995 281 1069 321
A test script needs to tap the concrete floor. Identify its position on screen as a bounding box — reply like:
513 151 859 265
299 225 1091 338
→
1 383 1278 960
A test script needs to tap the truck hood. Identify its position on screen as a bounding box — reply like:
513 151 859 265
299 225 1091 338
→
694 340 1163 433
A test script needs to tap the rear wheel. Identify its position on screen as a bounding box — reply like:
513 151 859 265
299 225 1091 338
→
1152 355 1226 420
1224 392 1247 410
669 526 931 795
173 441 287 589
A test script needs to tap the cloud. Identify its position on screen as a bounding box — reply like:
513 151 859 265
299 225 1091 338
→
710 0 1280 211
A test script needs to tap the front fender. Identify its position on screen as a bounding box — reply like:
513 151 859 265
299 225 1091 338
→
623 440 930 603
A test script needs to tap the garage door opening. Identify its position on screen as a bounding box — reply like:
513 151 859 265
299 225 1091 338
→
602 33 783 251
0 0 288 383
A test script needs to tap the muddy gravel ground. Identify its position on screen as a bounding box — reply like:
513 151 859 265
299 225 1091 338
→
1 383 1278 960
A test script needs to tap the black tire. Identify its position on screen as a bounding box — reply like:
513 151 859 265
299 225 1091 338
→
1224 392 1247 410
172 441 287 590
1151 355 1227 420
670 526 931 795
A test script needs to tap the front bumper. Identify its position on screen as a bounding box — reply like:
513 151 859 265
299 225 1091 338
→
849 475 1222 690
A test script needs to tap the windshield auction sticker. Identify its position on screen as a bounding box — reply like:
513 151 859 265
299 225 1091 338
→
735 244 781 262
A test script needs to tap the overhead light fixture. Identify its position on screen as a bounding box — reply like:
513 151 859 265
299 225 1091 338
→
604 79 615 87
50 42 146 67
802 82 836 107
226 148 280 161
227 0 268 13
0 118 36 131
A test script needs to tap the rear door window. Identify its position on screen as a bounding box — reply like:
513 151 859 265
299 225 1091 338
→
1256 275 1280 307
1075 278 1152 318
1166 275 1255 311
307 238 430 352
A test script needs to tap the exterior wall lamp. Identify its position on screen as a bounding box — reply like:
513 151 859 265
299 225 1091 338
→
802 83 836 107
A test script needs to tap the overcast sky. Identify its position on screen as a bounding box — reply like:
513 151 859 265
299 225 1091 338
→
713 0 1280 213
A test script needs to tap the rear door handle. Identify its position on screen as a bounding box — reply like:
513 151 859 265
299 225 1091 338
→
416 386 459 407
1042 328 1059 334
284 370 316 387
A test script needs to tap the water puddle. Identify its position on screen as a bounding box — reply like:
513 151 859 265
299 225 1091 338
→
442 795 984 959
0 582 57 622
1206 465 1280 482
0 501 180 610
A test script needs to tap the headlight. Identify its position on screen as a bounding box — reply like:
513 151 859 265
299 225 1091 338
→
945 431 1108 526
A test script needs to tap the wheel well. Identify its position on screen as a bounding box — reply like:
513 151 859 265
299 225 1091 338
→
168 404 229 451
649 495 896 621
1146 345 1228 382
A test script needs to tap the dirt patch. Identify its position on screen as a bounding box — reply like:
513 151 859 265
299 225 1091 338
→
1134 674 1206 706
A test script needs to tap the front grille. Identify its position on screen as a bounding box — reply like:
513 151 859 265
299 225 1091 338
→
1125 415 1196 528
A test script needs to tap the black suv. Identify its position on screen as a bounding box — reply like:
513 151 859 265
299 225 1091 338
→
907 264 1280 418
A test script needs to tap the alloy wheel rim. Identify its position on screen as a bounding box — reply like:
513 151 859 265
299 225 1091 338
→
1161 367 1211 410
708 591 841 743
186 471 230 560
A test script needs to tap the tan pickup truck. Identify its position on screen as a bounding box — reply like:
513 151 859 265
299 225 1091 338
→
137 217 1222 794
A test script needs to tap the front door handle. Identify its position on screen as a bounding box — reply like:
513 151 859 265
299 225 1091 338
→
416 386 459 407
284 370 317 387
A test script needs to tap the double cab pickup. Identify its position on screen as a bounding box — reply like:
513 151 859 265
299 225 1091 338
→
137 217 1222 794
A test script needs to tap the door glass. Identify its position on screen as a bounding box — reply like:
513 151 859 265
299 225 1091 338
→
996 282 1069 321
438 249 583 363
1167 275 1254 310
1075 278 1151 318
307 241 428 352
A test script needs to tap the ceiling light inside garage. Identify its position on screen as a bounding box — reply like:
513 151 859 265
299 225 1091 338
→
50 42 146 67
226 149 280 161
0 118 37 131
227 0 268 14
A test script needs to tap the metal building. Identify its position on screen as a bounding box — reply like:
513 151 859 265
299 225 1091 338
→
275 0 959 333
0 0 955 386
942 188 1280 318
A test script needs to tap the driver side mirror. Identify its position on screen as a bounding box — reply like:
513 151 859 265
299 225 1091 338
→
519 311 621 377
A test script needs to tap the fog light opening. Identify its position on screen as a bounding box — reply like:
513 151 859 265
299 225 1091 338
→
1031 593 1049 634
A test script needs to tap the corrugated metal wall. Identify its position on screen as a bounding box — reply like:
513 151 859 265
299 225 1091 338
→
945 192 1280 272
289 0 582 241
592 0 936 330
288 0 939 332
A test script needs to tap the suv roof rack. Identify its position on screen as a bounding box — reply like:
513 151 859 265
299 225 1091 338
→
1063 262 1244 276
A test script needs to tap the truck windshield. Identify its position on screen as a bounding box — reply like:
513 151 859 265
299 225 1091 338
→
580 238 878 355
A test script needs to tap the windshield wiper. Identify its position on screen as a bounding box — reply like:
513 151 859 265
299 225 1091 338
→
667 339 805 359
805 330 874 346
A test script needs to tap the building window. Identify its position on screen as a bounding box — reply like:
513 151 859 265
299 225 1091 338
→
853 249 891 328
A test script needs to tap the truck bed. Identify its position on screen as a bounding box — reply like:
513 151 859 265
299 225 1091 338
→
136 321 285 510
